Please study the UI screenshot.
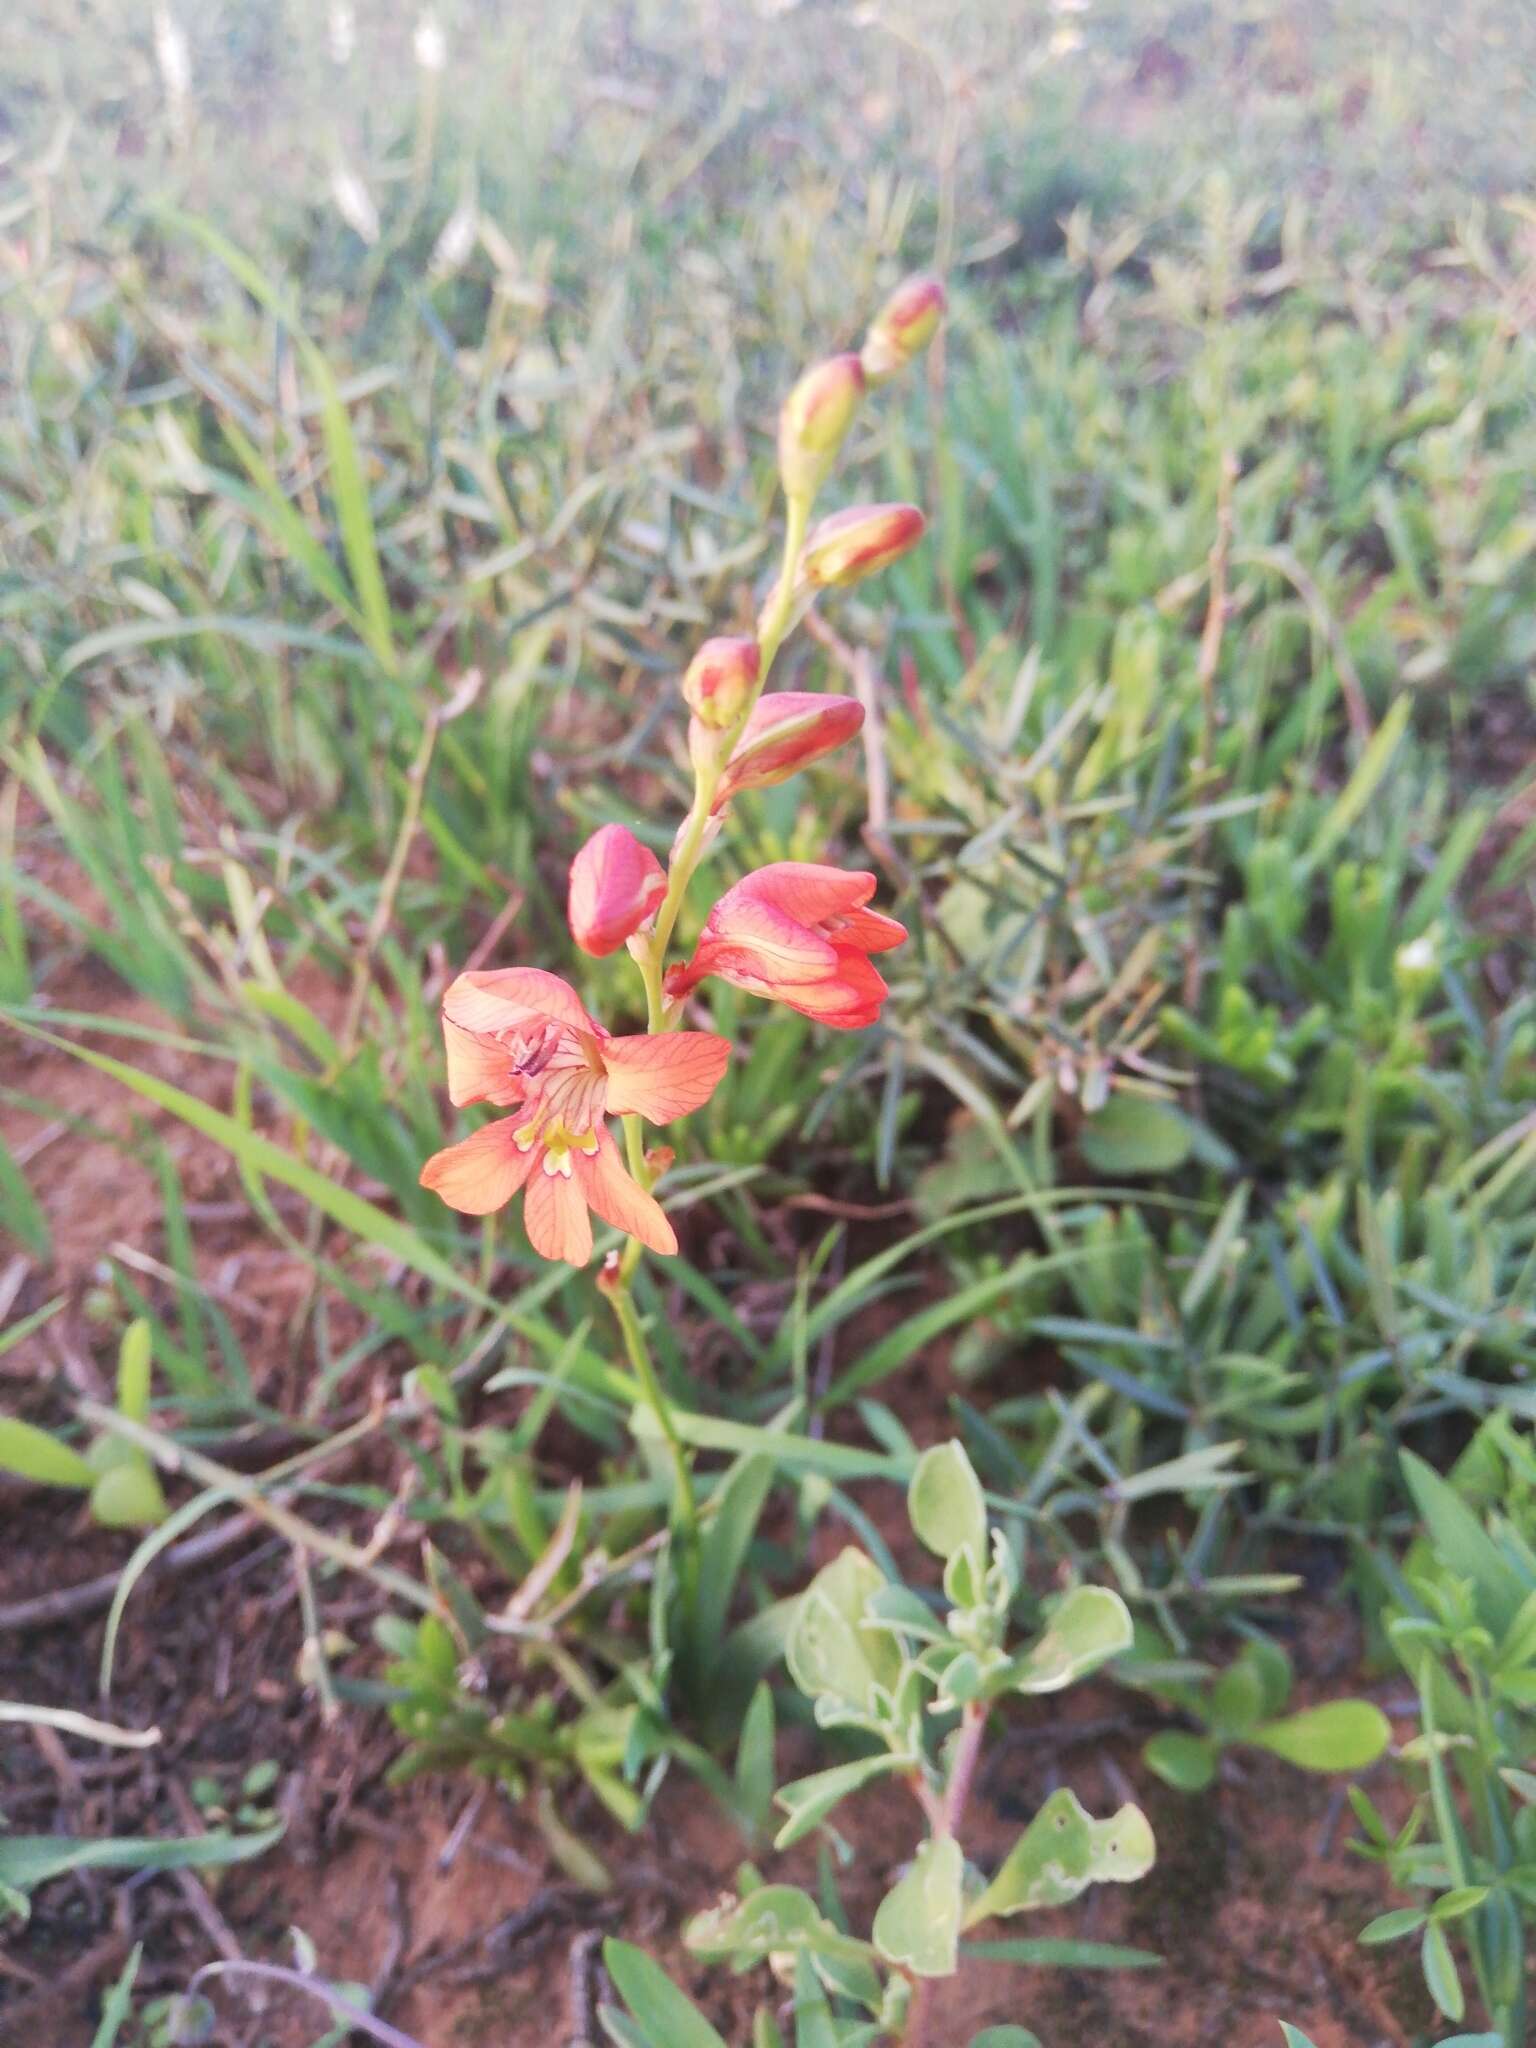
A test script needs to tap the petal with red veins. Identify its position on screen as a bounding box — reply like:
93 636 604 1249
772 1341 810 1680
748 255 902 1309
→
574 1127 678 1256
420 1120 535 1214
443 968 598 1040
602 1032 731 1122
701 893 839 984
523 1161 594 1266
836 906 908 954
443 1019 524 1107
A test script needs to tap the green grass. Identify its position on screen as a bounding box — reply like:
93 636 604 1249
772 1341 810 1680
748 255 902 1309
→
3 2 1535 2040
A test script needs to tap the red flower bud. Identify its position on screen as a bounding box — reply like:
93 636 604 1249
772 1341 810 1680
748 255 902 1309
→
802 502 926 589
567 822 666 957
712 691 864 808
682 635 761 730
861 274 947 384
778 353 865 502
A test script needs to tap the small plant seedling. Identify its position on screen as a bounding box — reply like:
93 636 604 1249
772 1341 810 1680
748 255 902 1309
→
0 1318 166 1529
603 1441 1155 2048
1134 1634 1391 1794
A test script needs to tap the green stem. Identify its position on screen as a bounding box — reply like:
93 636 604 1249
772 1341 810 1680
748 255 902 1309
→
904 1701 987 2048
606 1276 699 1590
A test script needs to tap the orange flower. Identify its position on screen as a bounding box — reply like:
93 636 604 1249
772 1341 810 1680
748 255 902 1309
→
567 823 666 957
712 692 864 809
665 864 906 1029
420 969 729 1264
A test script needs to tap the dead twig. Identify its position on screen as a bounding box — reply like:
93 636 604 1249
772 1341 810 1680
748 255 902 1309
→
565 1927 603 2048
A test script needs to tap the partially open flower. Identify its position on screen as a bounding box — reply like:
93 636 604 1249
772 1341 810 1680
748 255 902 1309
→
567 824 666 957
682 636 761 731
712 692 864 808
861 274 947 384
802 502 926 589
665 863 906 1028
778 354 865 503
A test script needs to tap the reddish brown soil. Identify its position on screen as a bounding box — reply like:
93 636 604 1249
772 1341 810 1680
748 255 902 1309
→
4 1524 1430 2048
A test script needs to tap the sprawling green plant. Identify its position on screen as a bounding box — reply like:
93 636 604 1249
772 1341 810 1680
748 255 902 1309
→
600 1441 1152 2047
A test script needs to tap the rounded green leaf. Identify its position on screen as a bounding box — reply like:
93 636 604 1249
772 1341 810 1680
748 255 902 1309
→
785 1548 900 1714
1143 1730 1219 1793
1243 1636 1294 1719
1079 1095 1194 1175
1210 1658 1267 1738
1249 1700 1391 1773
971 2032 1043 2048
685 1885 873 1969
908 1442 987 1568
1010 1585 1134 1695
969 1789 1155 1924
773 1754 907 1850
873 1835 963 1978
89 1461 169 1530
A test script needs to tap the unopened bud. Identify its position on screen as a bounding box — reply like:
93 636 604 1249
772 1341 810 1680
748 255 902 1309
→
778 354 865 503
682 636 761 730
596 1250 623 1297
644 1145 676 1181
689 713 735 783
861 274 946 384
802 502 926 589
713 691 864 808
567 823 666 957
1394 930 1440 1002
